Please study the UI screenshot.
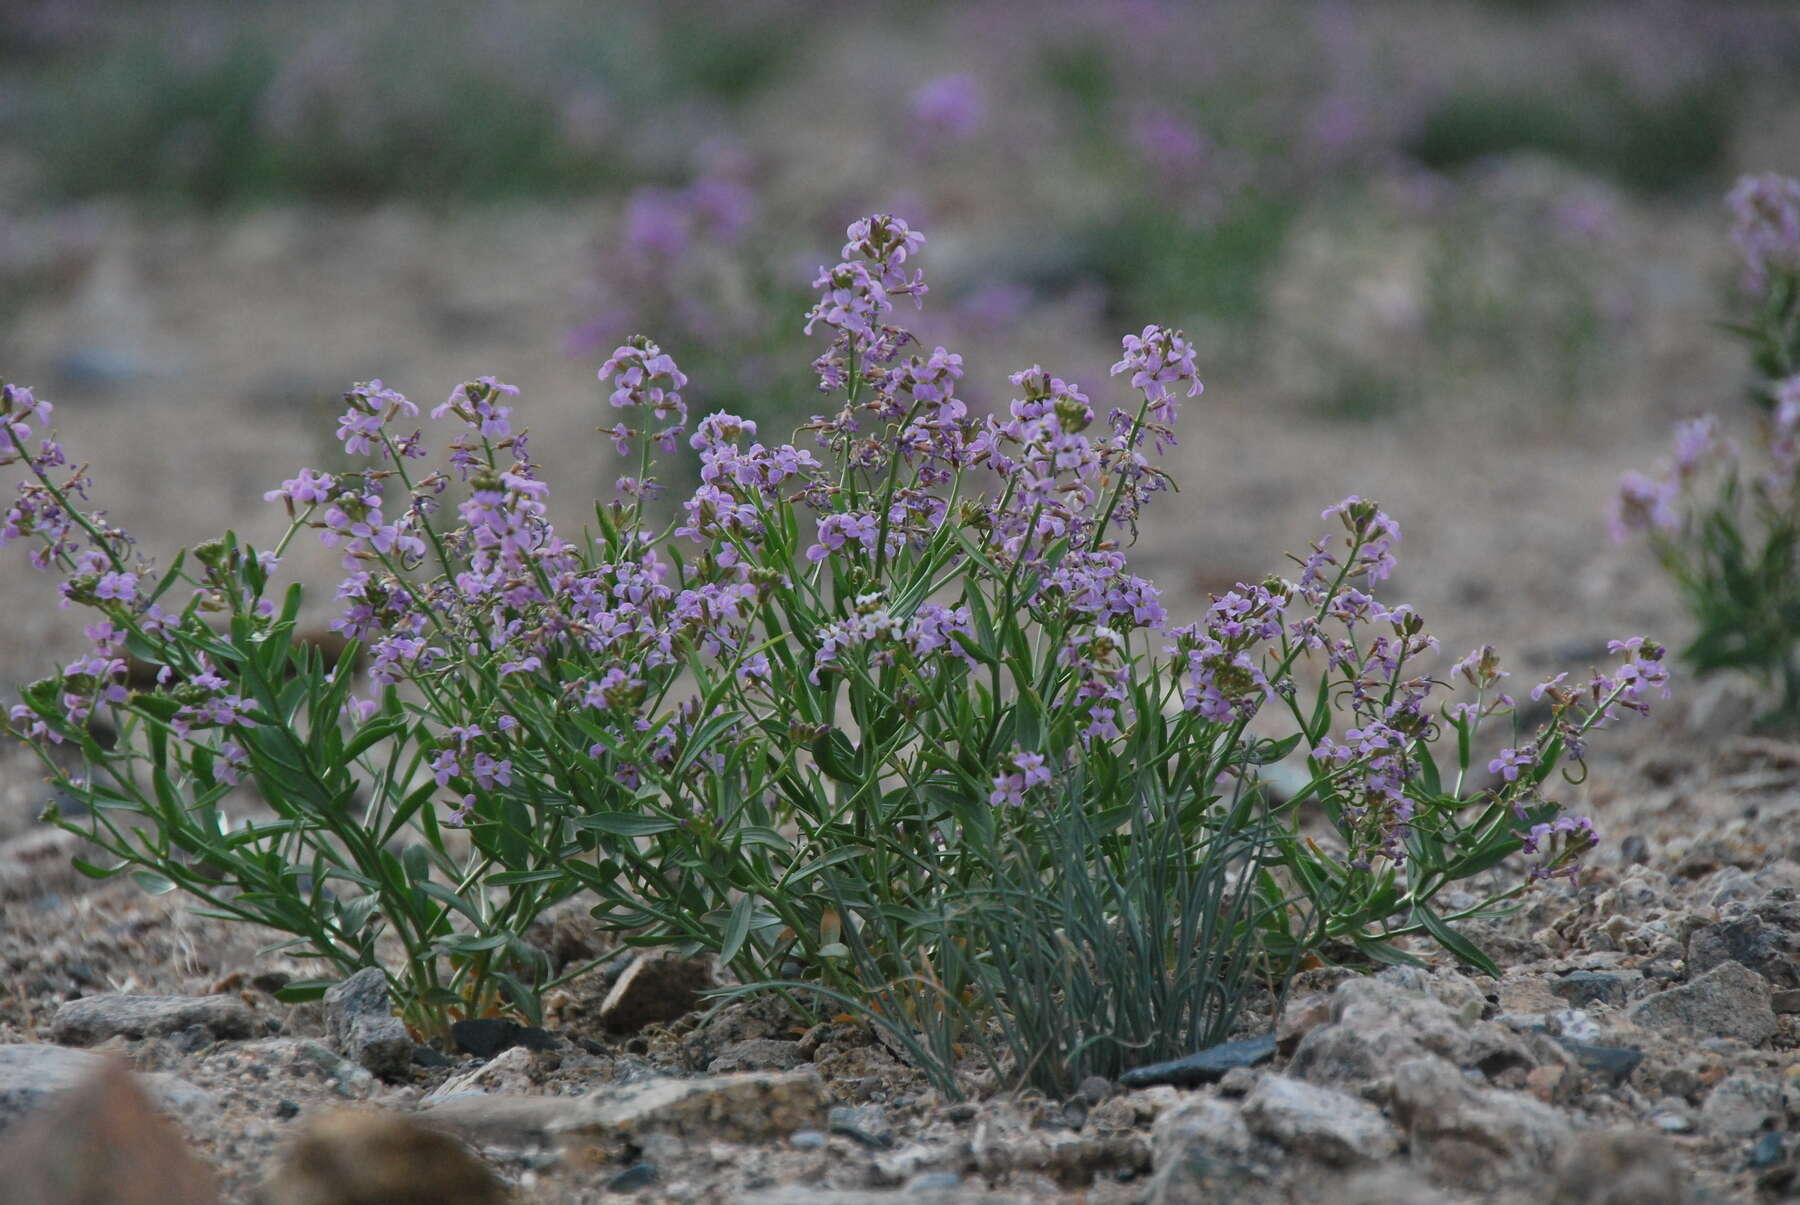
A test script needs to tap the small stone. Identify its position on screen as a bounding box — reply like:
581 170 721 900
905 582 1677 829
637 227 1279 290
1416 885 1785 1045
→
1216 1066 1259 1096
1772 989 1800 1014
450 1017 556 1059
323 968 414 1081
1549 971 1627 1008
1118 1033 1276 1088
940 1102 978 1123
829 1104 894 1148
260 1109 508 1205
1077 1075 1113 1104
1241 1074 1399 1166
904 1171 962 1191
597 954 713 1033
412 1045 454 1069
1647 1097 1696 1133
707 1038 806 1074
1552 1037 1643 1086
49 994 262 1047
0 1058 218 1204
608 1162 658 1192
1548 1128 1690 1205
790 1129 827 1150
1627 961 1778 1046
1750 1131 1786 1169
275 1099 300 1120
1700 1072 1782 1137
1620 834 1651 865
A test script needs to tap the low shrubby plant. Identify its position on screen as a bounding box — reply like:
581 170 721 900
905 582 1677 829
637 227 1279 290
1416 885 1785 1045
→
4 216 1661 1065
1613 173 1800 721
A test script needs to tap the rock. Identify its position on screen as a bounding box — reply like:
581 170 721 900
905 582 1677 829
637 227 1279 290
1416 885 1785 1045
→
1626 960 1778 1046
48 994 263 1047
0 1044 215 1134
1288 976 1534 1096
552 1070 828 1151
416 1094 585 1148
0 1058 218 1204
1152 1095 1252 1171
1076 1075 1112 1104
260 1108 508 1205
1546 1128 1690 1205
1118 1033 1276 1088
449 1017 556 1059
608 1161 658 1192
1549 971 1629 1008
1750 1131 1785 1169
1389 1055 1568 1188
206 1037 375 1100
597 954 713 1033
1552 1037 1643 1086
430 1045 556 1097
1240 1074 1400 1166
1699 1072 1782 1137
789 1128 827 1150
1771 989 1800 1013
829 1104 894 1148
323 968 415 1080
706 1038 806 1074
1688 914 1797 985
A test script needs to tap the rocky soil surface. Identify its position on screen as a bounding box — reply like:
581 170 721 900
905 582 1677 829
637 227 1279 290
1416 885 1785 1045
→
0 174 1794 1201
3 709 1800 1203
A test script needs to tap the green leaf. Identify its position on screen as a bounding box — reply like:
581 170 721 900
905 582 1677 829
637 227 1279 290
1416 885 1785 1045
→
273 979 336 1003
571 813 679 837
487 868 565 886
811 727 860 784
70 856 125 879
131 870 177 895
718 894 755 965
1412 904 1502 977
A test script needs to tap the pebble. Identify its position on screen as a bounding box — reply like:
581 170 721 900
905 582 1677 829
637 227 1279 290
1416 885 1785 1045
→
608 1162 659 1192
1750 1131 1786 1169
323 968 414 1081
790 1129 827 1150
1117 1033 1276 1088
1627 961 1778 1046
1241 1074 1399 1166
48 994 264 1047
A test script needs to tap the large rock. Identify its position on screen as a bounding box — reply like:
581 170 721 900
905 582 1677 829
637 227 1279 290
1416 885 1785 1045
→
1626 961 1778 1046
552 1070 828 1152
1389 1055 1568 1188
49 994 263 1047
1288 973 1535 1096
1240 1074 1399 1166
323 967 414 1080
0 1057 218 1204
1146 1095 1259 1203
260 1108 508 1205
1546 1128 1690 1205
1699 1072 1783 1137
0 1044 215 1135
1687 914 1798 986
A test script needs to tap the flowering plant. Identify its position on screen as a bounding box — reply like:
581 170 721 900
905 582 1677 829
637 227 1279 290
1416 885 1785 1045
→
3 215 1661 1039
1613 173 1800 720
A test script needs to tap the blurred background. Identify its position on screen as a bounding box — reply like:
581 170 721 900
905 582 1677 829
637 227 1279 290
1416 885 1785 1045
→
2 0 1799 696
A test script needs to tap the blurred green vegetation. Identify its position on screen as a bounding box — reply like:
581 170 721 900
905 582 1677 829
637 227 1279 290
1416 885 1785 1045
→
1409 79 1736 197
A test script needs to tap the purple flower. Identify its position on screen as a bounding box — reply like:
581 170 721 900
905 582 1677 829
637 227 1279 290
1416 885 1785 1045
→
1110 324 1202 428
94 571 137 602
1727 173 1800 293
989 749 1051 807
805 511 880 563
909 74 986 144
1608 471 1678 543
1487 745 1536 782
